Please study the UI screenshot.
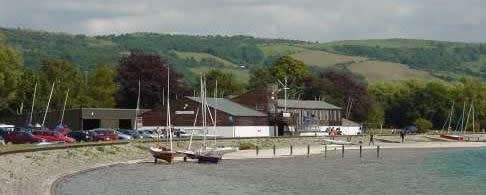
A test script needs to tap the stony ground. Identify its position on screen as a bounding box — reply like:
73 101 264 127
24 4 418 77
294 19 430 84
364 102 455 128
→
0 135 485 195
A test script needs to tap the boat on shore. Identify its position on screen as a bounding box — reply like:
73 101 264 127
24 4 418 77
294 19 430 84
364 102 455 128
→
440 134 464 141
150 146 176 164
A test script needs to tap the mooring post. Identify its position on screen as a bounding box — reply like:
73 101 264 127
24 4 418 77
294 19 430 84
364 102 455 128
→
256 145 259 156
183 156 187 162
377 145 380 159
290 145 293 156
341 145 344 160
273 144 276 157
359 145 363 159
307 145 310 158
324 144 327 160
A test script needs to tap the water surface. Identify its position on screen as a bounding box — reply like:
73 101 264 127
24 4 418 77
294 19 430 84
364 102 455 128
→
55 148 486 195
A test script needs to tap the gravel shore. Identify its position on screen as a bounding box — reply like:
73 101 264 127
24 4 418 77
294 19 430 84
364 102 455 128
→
0 135 485 195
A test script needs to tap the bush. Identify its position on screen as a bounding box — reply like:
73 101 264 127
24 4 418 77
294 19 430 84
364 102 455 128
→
239 141 256 150
415 118 433 133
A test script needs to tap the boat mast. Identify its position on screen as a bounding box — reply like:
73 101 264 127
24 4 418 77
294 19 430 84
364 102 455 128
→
41 82 55 128
60 88 69 125
214 80 217 146
136 80 140 131
28 82 38 126
460 101 465 135
464 102 472 134
472 103 475 133
447 101 455 134
201 75 207 150
188 107 199 150
167 66 173 152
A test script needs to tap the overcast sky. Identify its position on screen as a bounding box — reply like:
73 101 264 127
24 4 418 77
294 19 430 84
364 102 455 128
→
0 0 483 42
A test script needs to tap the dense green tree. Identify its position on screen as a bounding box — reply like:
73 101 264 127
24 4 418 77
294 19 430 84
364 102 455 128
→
203 69 245 97
0 34 23 112
86 64 118 107
38 59 85 111
366 103 385 125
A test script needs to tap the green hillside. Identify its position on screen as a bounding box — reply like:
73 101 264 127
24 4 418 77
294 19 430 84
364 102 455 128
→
306 39 486 80
1 27 485 83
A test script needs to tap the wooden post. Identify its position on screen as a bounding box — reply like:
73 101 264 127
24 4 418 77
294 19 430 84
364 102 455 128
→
307 145 310 158
290 145 293 156
359 145 363 159
273 145 276 156
341 145 344 159
377 145 380 159
256 146 259 156
183 156 187 162
324 144 327 160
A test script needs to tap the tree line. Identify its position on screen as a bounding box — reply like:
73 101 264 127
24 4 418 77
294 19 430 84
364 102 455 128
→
2 34 486 131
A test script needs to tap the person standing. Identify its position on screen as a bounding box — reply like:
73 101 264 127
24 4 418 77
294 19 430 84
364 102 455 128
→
369 130 375 146
400 130 405 143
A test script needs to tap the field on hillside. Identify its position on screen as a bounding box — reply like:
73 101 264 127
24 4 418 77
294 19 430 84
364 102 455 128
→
310 39 473 50
291 50 366 68
175 51 239 67
259 44 310 57
348 60 435 81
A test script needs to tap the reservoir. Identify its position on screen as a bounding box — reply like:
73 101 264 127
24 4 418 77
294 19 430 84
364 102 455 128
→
54 148 486 195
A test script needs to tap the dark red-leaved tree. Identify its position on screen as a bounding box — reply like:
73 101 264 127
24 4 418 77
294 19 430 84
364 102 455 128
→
319 69 372 122
117 50 188 108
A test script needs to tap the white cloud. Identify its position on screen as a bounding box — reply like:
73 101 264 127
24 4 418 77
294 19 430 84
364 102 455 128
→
0 0 484 42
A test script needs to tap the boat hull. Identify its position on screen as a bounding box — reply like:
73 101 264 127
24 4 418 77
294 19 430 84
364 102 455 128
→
150 147 176 164
440 134 464 141
197 152 223 164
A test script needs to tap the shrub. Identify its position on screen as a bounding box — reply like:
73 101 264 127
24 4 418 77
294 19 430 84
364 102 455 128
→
239 141 256 150
415 118 433 133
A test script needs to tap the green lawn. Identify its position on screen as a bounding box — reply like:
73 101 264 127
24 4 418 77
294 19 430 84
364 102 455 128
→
175 51 238 67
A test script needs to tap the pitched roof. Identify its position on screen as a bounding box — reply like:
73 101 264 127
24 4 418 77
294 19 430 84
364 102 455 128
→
342 118 360 127
187 97 267 117
277 99 340 110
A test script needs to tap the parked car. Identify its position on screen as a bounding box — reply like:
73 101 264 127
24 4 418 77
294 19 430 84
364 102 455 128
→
32 130 76 143
3 131 46 144
118 129 143 139
0 124 15 137
115 131 133 140
68 131 91 142
140 129 162 139
89 129 119 141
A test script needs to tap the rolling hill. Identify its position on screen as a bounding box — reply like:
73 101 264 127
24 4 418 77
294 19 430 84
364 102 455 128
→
1 27 485 83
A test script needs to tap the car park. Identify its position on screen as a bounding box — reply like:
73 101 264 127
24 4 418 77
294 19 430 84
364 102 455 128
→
115 131 133 140
32 130 76 143
68 131 91 142
3 131 46 144
118 129 144 139
89 129 119 141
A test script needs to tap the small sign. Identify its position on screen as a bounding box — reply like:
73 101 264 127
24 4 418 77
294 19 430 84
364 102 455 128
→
282 112 291 117
176 111 195 115
136 117 143 128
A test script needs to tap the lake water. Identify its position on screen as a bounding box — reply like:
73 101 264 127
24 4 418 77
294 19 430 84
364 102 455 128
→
55 148 486 195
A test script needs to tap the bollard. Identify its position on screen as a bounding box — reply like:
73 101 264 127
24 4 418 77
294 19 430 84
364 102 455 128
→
341 145 344 160
183 156 187 162
273 145 276 156
324 144 327 160
377 145 380 159
290 145 293 156
307 145 310 158
359 145 363 159
256 146 259 156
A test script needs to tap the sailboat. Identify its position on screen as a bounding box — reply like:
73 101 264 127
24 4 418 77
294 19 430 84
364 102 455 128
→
53 88 71 135
440 101 464 141
181 75 223 163
150 68 176 164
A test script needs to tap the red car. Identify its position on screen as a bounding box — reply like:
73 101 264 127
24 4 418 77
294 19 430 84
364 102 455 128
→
32 131 76 143
89 129 118 141
3 131 46 144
